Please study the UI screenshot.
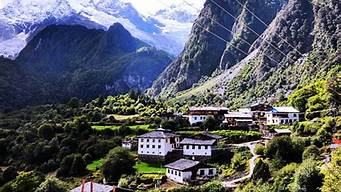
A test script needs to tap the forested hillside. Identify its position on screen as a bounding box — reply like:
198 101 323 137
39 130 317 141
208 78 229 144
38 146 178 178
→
149 0 287 97
150 0 340 109
0 23 172 109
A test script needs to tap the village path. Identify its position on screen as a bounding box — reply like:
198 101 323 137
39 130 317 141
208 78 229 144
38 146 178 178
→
222 140 263 188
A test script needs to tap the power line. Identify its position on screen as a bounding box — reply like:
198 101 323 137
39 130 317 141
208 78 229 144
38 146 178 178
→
193 22 249 57
234 0 311 56
175 0 293 67
207 0 302 64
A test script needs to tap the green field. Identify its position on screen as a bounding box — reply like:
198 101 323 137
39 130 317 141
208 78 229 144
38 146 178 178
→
134 162 166 174
86 159 104 171
92 124 153 131
113 114 139 121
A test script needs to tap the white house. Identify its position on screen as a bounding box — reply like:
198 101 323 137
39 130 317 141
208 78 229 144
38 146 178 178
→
137 128 180 161
165 159 217 184
180 138 216 157
266 107 300 125
121 138 137 150
186 107 228 125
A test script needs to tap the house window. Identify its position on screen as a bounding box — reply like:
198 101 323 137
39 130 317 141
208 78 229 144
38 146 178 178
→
205 146 208 149
178 172 181 176
192 145 195 149
171 170 173 174
146 145 149 148
293 114 297 117
174 171 177 176
200 170 205 175
141 139 144 142
158 139 161 142
168 169 170 173
152 139 155 142
194 117 197 120
209 169 214 175
186 145 189 149
158 145 161 149
140 145 143 148
152 145 155 148
141 151 143 153
147 139 149 142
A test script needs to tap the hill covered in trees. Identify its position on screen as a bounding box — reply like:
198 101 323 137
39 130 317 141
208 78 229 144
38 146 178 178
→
150 0 340 110
0 23 172 109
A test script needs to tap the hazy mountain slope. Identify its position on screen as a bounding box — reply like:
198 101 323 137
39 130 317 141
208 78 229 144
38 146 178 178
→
0 23 172 109
166 0 340 108
149 0 286 97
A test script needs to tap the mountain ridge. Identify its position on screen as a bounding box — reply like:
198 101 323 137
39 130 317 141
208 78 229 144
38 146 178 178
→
0 23 172 109
150 0 340 108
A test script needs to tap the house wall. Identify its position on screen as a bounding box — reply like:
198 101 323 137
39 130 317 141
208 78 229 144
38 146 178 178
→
166 168 192 184
138 137 180 156
122 143 132 149
182 144 212 156
188 115 212 125
266 113 299 125
197 167 217 177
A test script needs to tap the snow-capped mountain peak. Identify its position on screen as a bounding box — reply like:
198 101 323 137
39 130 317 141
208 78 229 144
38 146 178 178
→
0 0 205 58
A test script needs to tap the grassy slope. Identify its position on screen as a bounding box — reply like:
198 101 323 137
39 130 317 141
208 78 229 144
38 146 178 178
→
134 162 166 174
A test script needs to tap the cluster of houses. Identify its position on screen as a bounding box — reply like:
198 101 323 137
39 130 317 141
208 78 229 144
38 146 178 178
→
136 128 221 184
186 103 300 128
120 103 302 184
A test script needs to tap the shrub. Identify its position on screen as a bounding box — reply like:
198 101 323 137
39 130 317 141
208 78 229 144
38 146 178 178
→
35 177 68 192
57 154 86 177
302 145 320 161
102 147 135 182
290 159 323 192
273 163 299 192
251 158 270 181
254 144 265 156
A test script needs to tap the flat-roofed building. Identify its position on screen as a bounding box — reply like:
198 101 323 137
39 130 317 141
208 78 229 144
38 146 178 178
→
266 107 300 125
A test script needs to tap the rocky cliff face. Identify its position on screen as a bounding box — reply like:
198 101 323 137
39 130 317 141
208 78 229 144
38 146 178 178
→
149 0 287 97
151 0 340 108
0 23 172 108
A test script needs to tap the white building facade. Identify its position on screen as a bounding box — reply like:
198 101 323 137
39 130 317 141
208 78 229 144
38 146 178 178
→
197 167 217 177
138 128 180 157
180 138 216 157
187 115 213 125
266 107 300 125
165 159 217 184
